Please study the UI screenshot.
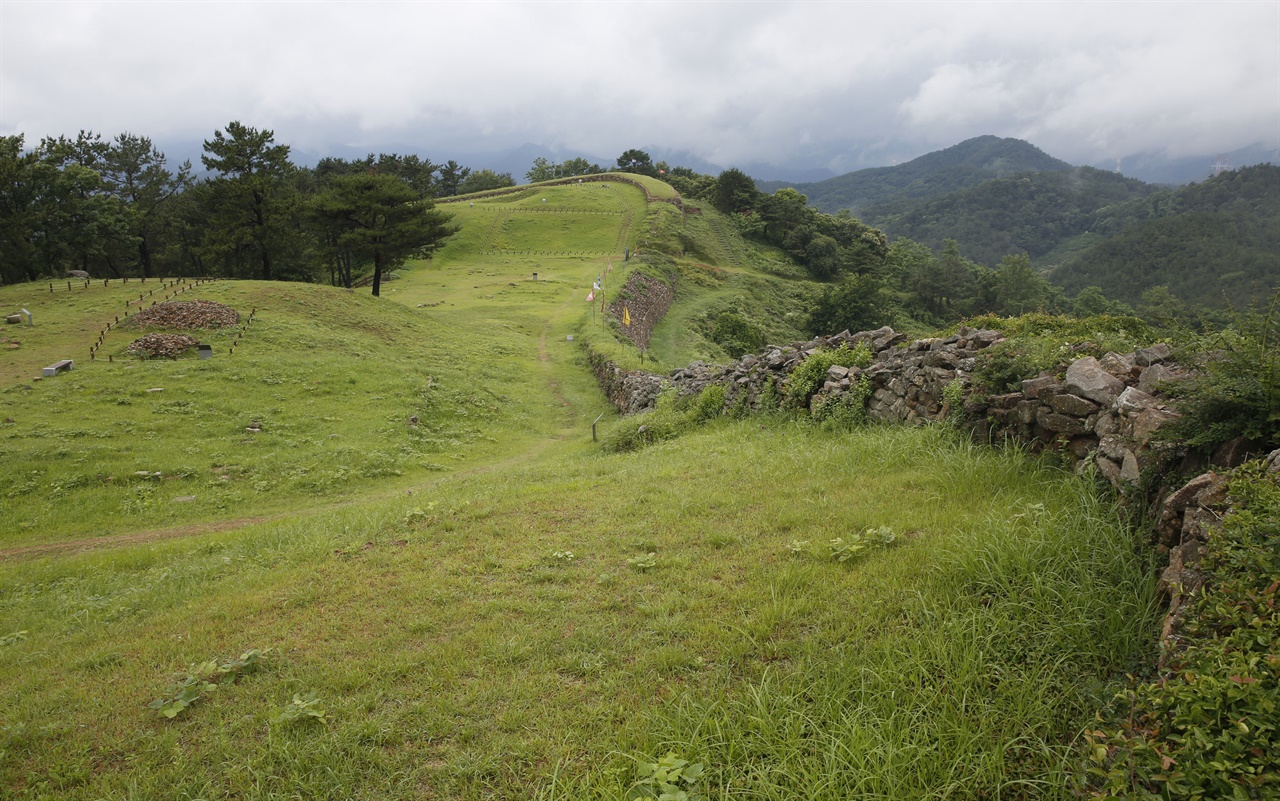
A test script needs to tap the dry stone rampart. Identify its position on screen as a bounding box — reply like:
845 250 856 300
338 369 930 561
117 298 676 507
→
592 324 1197 486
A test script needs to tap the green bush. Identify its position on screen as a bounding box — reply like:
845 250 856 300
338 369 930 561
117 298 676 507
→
601 384 728 452
1080 461 1280 798
691 384 727 422
787 343 873 408
710 311 765 360
810 376 872 430
1164 292 1280 452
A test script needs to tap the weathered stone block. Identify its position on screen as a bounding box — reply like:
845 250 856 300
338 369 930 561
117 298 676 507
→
1050 393 1099 417
1116 386 1161 415
1100 351 1138 379
1211 436 1259 469
1094 411 1119 437
1096 455 1122 485
1037 409 1091 435
1021 375 1060 399
971 329 1003 348
1065 357 1125 405
1067 435 1098 459
987 393 1023 410
1120 449 1141 483
1135 343 1172 366
1133 407 1179 445
1015 399 1038 425
1137 362 1178 394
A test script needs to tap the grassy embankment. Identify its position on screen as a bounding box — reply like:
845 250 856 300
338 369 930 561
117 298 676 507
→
0 177 1158 799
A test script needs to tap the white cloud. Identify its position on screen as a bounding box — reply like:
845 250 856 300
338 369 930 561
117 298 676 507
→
1 0 1275 171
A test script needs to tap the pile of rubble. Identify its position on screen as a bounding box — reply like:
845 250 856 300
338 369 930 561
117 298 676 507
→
126 333 200 358
128 300 239 329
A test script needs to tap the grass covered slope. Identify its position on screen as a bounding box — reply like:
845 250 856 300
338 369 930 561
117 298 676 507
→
0 278 605 550
0 423 1156 799
0 177 1162 799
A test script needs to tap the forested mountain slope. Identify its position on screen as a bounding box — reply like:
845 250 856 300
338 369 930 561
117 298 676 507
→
859 167 1157 267
1051 164 1280 308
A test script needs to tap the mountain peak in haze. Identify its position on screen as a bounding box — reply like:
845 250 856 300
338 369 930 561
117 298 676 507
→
757 136 1074 214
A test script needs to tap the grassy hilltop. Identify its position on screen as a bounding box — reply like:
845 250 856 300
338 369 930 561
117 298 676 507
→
0 177 1158 799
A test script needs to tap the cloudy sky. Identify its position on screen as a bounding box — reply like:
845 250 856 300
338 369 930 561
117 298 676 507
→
2 0 1277 177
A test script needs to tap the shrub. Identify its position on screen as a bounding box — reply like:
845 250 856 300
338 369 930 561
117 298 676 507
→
811 376 872 429
1163 291 1280 452
710 311 764 360
1080 461 1280 798
690 384 727 422
787 343 873 408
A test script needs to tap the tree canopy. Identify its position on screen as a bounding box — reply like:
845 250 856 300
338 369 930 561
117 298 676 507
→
310 172 456 296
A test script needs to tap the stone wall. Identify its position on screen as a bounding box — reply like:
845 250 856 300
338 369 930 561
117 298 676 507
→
608 271 674 351
595 325 1200 483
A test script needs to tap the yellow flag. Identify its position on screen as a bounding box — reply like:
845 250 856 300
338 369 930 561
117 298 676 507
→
623 305 631 326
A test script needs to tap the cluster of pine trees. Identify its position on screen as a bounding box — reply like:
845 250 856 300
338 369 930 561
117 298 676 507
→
0 123 518 293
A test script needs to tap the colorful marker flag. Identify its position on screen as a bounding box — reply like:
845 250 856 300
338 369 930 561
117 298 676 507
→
623 306 631 326
587 290 595 302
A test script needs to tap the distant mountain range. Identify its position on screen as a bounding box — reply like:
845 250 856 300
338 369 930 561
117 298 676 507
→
752 136 1278 310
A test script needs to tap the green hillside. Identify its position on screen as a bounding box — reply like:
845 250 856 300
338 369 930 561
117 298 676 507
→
1051 164 1280 307
0 177 1161 799
859 166 1156 267
758 135 1073 214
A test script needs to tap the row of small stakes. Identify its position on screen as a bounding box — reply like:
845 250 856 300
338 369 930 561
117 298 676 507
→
50 275 173 294
86 278 256 361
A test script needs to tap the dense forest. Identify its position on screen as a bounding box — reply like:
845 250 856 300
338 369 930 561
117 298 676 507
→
1051 165 1280 308
857 167 1157 266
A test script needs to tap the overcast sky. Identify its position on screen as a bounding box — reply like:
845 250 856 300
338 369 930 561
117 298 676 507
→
2 0 1277 175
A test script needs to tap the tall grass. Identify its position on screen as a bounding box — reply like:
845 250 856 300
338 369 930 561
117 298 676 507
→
1 423 1157 800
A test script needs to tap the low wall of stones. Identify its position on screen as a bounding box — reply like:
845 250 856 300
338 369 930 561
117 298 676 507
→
589 325 1278 651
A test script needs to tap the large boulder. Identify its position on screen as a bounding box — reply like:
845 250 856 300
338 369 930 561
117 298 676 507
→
1064 356 1126 405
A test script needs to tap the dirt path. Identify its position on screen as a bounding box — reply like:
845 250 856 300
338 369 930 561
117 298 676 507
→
0 516 281 561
